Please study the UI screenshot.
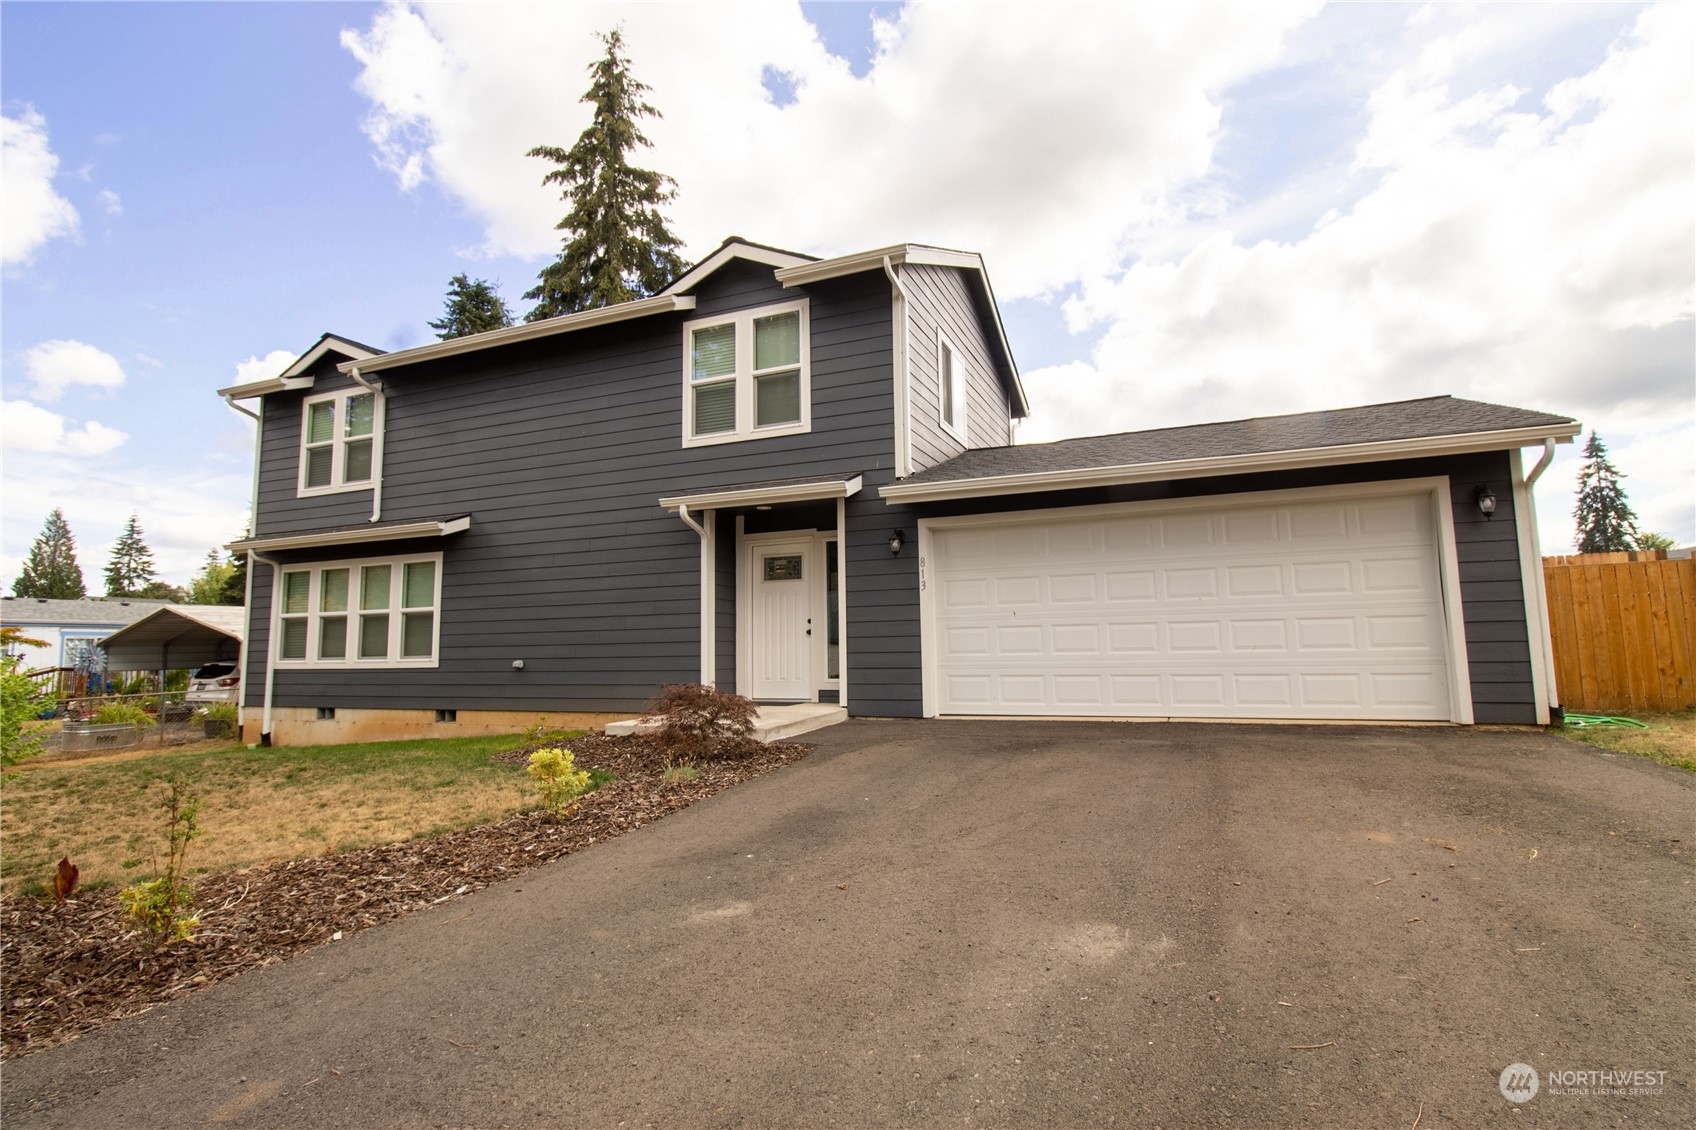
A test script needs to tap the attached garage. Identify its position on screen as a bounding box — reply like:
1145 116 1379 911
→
920 481 1469 721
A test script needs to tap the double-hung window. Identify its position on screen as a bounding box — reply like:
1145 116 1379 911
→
938 331 966 442
683 299 810 446
275 553 440 667
300 388 380 494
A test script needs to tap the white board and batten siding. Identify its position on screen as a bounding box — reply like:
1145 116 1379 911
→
920 481 1471 722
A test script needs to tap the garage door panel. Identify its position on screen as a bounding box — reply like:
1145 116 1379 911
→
931 491 1454 721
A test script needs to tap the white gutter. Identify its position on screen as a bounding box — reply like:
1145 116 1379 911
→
675 503 716 686
883 256 913 479
229 516 470 555
880 425 1582 504
338 294 697 376
346 366 384 522
659 475 863 512
1521 438 1561 717
252 549 281 745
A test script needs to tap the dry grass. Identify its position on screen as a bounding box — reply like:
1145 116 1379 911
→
1 733 581 895
1555 709 1696 772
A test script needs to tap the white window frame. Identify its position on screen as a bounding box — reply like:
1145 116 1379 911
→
937 329 967 443
272 551 442 669
298 387 383 497
681 298 811 447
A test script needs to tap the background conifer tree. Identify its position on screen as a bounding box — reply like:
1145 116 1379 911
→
428 274 513 339
104 514 160 597
12 508 88 598
524 29 686 321
1573 432 1640 553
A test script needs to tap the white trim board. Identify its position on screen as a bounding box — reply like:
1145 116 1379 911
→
916 478 1475 724
881 426 1581 503
660 475 862 512
230 517 470 554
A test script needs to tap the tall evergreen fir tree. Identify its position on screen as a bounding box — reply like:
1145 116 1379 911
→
428 274 514 340
12 508 88 598
1573 432 1640 553
104 514 159 597
523 29 686 321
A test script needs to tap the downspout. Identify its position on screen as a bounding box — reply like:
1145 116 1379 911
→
223 391 263 742
347 366 384 522
883 256 912 479
252 550 282 745
676 503 715 686
1523 439 1560 717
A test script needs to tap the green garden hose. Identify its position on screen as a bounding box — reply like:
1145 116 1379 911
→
1561 713 1649 729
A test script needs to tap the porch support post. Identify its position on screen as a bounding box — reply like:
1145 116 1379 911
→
837 495 848 711
677 503 715 688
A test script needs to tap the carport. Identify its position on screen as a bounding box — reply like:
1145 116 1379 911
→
100 605 244 680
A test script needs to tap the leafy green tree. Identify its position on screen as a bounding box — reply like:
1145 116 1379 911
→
2 652 56 773
523 28 686 321
219 550 248 606
428 274 514 340
12 508 87 599
1633 530 1676 552
104 514 159 597
187 549 236 605
1573 432 1640 553
136 580 188 602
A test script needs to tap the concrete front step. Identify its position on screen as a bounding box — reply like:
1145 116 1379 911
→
604 703 847 744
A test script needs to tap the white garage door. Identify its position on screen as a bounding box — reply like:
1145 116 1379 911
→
928 491 1456 720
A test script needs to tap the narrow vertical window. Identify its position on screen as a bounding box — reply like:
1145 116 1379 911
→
318 568 349 660
691 323 737 435
939 333 966 442
279 571 310 660
753 311 802 427
359 564 391 660
401 560 436 659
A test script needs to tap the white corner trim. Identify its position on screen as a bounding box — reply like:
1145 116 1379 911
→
659 475 863 513
1510 449 1553 723
340 295 697 376
879 424 1583 503
229 516 470 554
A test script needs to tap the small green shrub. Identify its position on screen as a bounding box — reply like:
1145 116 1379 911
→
527 747 592 821
93 701 157 727
119 778 202 945
201 701 238 737
517 715 573 749
662 759 701 784
642 683 757 756
2 656 56 772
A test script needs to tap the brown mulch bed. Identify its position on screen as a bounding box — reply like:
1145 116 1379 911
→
0 734 808 1061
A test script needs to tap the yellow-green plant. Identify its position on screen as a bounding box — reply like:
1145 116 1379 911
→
527 747 591 821
119 778 202 945
93 700 157 727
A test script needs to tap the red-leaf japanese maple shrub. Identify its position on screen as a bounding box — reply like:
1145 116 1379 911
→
641 684 759 758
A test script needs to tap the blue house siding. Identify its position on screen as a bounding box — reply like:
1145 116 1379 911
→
245 268 895 714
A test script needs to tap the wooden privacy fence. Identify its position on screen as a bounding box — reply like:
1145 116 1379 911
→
1543 557 1695 713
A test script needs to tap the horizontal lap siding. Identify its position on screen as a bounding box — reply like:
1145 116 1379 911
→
904 265 1013 474
902 450 1536 724
246 268 894 714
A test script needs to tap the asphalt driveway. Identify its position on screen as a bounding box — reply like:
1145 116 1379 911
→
4 720 1692 1128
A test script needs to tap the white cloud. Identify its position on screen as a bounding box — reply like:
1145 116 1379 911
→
97 188 122 216
2 107 81 266
342 0 1318 298
0 399 127 456
1025 3 1694 549
21 339 128 401
234 348 299 384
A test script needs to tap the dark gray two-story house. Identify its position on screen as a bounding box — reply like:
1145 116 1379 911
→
221 238 1580 745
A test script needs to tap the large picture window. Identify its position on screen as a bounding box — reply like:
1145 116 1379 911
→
299 387 381 495
682 300 810 446
275 552 440 667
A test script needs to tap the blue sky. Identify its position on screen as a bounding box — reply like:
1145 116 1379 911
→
3 2 1691 588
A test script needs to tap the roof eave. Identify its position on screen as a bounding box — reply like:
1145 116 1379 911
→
218 375 315 399
337 295 697 377
229 516 472 554
878 423 1582 504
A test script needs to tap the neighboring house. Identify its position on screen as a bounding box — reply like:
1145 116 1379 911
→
221 237 1580 746
1 596 180 675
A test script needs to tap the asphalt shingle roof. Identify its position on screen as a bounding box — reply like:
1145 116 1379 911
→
1 597 180 627
904 396 1577 484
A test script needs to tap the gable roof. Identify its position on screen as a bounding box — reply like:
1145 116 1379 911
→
880 396 1581 503
219 333 383 398
660 237 816 296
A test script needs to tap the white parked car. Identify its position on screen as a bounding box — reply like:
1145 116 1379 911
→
186 661 241 705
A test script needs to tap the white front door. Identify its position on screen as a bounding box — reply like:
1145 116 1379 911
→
747 538 813 700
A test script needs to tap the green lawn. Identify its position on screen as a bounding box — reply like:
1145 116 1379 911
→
2 732 588 895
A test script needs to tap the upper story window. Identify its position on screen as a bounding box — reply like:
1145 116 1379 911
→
275 552 441 668
938 331 966 442
683 299 810 447
300 388 381 495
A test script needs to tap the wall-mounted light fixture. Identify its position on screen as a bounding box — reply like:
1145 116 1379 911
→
888 529 905 556
511 659 525 671
1475 485 1497 520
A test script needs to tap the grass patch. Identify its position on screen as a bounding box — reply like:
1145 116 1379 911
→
1 731 589 894
1555 710 1696 772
